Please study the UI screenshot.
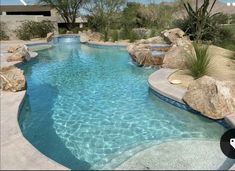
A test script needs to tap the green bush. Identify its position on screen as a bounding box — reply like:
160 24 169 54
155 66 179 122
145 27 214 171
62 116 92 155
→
129 30 138 43
59 27 67 34
150 29 156 38
111 30 119 42
186 43 211 79
16 20 54 40
214 26 235 51
0 22 9 40
231 14 235 24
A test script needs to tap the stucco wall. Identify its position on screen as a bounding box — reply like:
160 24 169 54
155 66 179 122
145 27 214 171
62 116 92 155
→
0 15 58 40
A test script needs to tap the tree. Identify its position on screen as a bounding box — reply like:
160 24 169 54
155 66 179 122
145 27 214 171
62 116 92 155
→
38 0 85 30
84 0 127 38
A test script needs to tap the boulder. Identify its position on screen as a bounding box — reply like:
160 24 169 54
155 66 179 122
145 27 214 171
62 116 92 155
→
7 46 30 62
7 45 22 53
128 45 164 66
161 28 186 44
0 66 26 92
162 46 187 69
79 30 102 43
46 32 54 42
183 76 235 120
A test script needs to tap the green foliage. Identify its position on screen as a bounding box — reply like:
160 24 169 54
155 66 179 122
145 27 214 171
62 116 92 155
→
59 27 67 34
213 13 229 24
186 43 211 79
85 0 126 34
103 29 109 42
129 30 138 43
121 2 141 31
175 0 221 42
16 20 54 40
0 22 9 40
214 25 235 51
231 14 235 24
111 30 119 42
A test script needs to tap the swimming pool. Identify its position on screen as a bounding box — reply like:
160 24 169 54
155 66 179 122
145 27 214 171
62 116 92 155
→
18 39 226 170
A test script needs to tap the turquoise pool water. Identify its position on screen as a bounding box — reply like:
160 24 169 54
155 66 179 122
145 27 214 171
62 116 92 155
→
19 41 226 170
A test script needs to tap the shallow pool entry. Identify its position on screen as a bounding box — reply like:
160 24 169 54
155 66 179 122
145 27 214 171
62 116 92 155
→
18 40 226 170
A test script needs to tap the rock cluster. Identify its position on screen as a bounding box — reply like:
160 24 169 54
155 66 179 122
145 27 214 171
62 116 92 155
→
127 28 193 68
7 45 31 62
79 30 103 43
183 76 235 119
0 66 26 92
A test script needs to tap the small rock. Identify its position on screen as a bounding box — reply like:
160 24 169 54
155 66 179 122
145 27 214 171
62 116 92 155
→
183 76 235 119
0 66 26 92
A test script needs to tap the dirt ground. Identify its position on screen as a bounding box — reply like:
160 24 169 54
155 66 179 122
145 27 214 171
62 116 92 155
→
169 45 235 88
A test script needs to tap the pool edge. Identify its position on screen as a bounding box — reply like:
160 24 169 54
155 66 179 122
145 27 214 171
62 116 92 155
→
148 68 235 128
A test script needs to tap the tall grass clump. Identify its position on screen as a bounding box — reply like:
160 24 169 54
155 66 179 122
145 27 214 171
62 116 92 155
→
186 43 211 79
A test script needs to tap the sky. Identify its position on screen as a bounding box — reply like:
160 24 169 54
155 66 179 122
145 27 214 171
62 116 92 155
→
0 0 232 5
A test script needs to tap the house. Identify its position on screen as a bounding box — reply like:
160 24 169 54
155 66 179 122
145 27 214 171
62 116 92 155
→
0 5 87 39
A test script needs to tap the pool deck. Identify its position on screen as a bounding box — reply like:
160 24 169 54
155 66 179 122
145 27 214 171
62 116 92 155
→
0 40 69 170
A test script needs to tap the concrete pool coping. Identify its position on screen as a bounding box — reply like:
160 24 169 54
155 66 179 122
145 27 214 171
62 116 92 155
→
1 40 234 170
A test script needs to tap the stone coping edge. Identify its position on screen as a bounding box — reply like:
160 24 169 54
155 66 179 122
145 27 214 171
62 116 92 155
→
148 68 234 129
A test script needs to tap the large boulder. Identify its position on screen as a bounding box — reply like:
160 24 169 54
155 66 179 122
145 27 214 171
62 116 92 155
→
79 30 102 43
0 66 26 92
162 45 193 69
128 44 164 66
161 28 186 44
183 76 235 120
7 46 30 62
161 28 193 69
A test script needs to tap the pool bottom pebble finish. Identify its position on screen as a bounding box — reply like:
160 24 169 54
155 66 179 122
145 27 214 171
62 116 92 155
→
18 41 226 170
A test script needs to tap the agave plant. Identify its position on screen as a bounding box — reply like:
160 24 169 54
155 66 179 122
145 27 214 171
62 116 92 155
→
186 43 211 79
182 0 220 42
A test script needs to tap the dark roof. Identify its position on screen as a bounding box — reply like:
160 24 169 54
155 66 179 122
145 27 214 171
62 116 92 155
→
0 5 51 13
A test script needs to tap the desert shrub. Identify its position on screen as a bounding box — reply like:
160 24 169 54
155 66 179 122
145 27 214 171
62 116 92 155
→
231 14 235 24
129 30 138 43
16 20 54 40
111 30 119 42
0 22 9 40
150 29 157 38
213 13 229 24
214 26 235 51
186 43 211 79
59 27 67 34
